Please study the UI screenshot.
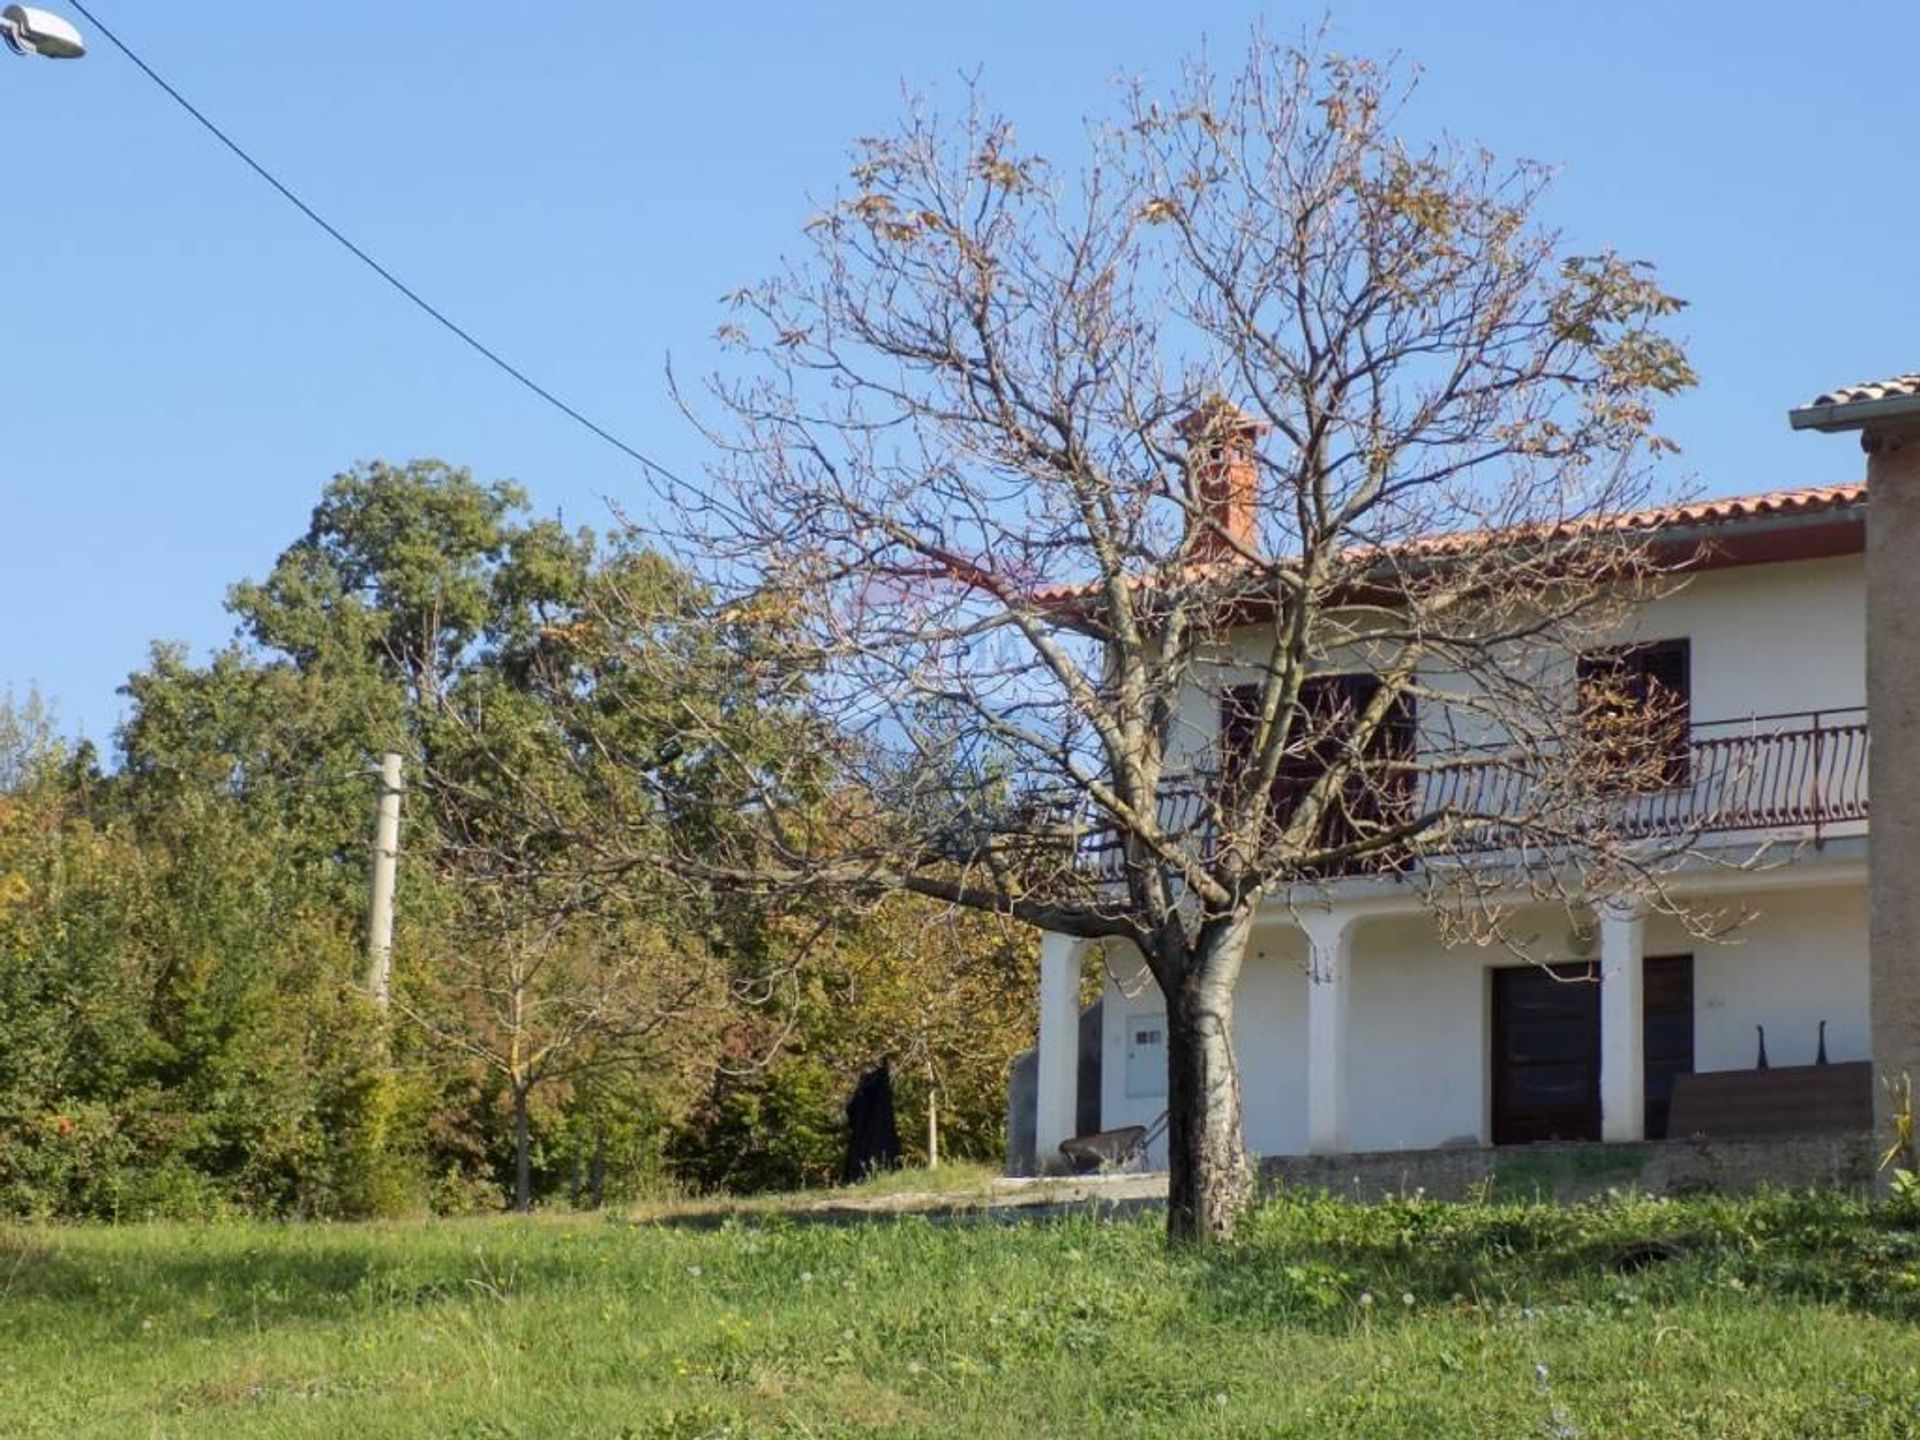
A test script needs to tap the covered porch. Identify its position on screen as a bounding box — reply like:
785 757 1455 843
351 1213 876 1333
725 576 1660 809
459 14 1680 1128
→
1032 854 1870 1172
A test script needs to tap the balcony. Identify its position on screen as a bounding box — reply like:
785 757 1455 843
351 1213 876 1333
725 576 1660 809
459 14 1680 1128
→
1073 707 1869 878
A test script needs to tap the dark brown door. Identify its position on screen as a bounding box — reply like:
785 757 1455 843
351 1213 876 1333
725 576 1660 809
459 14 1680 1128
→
1643 955 1694 1140
1492 964 1601 1144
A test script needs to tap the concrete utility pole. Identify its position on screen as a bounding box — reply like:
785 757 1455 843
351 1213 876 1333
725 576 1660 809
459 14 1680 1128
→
366 752 403 1013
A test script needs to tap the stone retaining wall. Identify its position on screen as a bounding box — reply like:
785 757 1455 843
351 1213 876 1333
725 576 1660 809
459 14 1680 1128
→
1259 1131 1874 1204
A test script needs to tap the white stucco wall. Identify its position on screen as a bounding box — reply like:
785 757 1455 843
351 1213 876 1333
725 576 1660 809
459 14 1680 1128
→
1095 879 1868 1159
1098 925 1311 1168
1623 556 1864 722
1661 884 1869 1072
1097 948 1168 1163
1236 932 1311 1160
1344 915 1498 1151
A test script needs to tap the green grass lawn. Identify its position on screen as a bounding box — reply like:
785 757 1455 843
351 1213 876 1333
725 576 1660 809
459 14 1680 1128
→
7 1187 1920 1438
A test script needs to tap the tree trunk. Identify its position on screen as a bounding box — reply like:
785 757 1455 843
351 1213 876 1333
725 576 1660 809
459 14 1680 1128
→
512 1083 533 1214
1162 917 1254 1243
590 1125 607 1210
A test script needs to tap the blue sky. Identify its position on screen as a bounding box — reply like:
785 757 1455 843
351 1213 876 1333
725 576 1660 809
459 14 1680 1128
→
3 1 1911 739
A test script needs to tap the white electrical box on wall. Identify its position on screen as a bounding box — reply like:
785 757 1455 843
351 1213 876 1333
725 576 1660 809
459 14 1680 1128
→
1124 1011 1168 1098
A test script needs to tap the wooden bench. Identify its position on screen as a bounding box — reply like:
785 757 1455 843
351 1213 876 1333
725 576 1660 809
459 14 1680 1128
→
1666 1061 1871 1139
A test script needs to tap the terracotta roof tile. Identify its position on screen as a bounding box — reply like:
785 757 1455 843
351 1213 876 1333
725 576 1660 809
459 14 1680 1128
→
1812 374 1920 407
1396 481 1866 559
1638 481 1865 524
1030 482 1866 604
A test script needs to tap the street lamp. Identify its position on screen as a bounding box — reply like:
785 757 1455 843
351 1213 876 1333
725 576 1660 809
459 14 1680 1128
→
1 5 84 59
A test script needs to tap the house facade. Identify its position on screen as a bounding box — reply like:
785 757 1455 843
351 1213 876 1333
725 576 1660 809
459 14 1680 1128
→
1024 482 1877 1172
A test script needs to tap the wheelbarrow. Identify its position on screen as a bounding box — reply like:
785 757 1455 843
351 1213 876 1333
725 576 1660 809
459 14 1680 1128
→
1057 1109 1169 1174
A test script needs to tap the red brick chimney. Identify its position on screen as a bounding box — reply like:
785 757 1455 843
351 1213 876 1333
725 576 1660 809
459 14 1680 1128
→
1177 397 1268 563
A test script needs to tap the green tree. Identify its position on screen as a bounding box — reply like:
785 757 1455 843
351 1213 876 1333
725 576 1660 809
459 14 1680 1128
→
0 689 397 1218
675 897 1034 1191
0 459 1043 1215
418 542 832 1209
198 460 833 1209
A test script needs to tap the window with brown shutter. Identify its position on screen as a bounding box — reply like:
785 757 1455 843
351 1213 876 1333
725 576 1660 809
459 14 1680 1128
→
1576 638 1691 790
1219 674 1415 870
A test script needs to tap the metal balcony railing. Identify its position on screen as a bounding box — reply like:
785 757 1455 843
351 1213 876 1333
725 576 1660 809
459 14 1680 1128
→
1069 707 1869 877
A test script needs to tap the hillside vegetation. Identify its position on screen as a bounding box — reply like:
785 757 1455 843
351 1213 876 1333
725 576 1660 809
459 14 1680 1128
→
0 463 1034 1221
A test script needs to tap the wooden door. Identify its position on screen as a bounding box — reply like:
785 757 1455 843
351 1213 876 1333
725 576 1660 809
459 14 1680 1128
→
1492 964 1601 1145
1642 955 1695 1140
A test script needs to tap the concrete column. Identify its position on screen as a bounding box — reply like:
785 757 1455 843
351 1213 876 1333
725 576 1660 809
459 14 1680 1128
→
1303 911 1358 1155
1868 428 1920 1151
1598 899 1647 1143
1035 931 1084 1167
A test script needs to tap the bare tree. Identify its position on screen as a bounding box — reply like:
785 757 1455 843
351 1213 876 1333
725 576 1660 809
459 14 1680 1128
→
644 35 1695 1241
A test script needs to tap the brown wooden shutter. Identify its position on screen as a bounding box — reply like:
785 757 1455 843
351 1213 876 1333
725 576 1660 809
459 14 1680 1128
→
1641 640 1690 786
1220 683 1262 777
1643 954 1694 1140
1578 638 1691 789
1221 675 1416 872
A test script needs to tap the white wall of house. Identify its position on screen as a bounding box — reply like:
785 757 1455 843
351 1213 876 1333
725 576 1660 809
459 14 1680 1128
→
1093 878 1868 1160
1098 950 1169 1166
1670 883 1869 1072
1072 550 1872 1166
1345 913 1499 1151
1097 926 1314 1168
1237 933 1312 1159
1623 556 1864 721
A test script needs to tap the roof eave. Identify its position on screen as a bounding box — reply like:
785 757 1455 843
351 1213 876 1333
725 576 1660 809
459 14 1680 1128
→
1788 393 1920 434
1647 505 1864 567
1030 485 1869 628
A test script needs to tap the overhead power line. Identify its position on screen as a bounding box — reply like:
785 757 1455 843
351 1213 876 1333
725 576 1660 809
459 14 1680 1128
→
64 0 686 487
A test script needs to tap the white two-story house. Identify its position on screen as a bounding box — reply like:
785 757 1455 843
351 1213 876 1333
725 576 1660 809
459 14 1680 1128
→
1019 477 1877 1178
